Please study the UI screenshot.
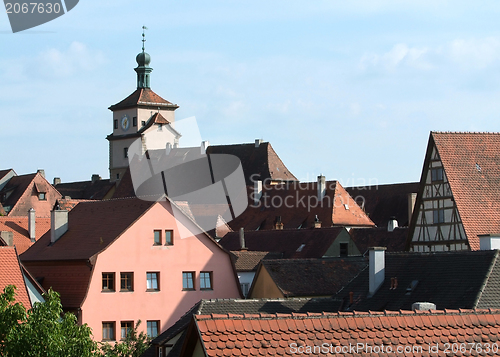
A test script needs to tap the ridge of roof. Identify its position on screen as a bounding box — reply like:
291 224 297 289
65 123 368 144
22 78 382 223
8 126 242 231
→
108 88 178 111
432 131 500 134
195 307 500 320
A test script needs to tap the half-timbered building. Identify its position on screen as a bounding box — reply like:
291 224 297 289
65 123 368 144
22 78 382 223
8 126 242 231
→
408 132 500 251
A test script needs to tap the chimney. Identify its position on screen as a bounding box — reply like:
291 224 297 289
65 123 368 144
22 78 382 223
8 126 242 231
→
254 180 262 205
317 175 326 201
412 302 436 311
369 247 386 297
479 234 500 250
408 192 417 223
0 231 13 246
239 228 247 250
313 215 321 228
37 169 45 178
53 177 61 185
387 217 398 232
274 216 284 230
28 208 36 242
91 174 101 183
51 209 68 244
255 139 263 148
200 140 210 154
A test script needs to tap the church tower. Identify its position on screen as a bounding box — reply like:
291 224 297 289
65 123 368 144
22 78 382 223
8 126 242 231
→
107 28 180 182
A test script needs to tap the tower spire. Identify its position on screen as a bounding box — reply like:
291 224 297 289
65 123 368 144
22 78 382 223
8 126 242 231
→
135 26 152 89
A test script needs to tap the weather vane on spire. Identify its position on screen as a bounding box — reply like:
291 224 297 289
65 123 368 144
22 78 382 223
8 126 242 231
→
142 26 148 52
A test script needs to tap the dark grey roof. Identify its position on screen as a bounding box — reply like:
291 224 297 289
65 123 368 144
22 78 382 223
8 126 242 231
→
336 250 499 312
145 297 342 357
476 252 500 309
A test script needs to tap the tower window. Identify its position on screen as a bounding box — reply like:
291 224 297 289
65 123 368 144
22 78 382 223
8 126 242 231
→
124 147 128 159
133 117 137 127
114 119 118 130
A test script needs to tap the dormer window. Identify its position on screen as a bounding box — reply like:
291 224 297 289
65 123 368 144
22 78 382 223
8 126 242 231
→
38 192 46 200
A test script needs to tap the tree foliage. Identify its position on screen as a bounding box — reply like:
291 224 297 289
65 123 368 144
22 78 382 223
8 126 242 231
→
0 285 99 357
100 320 151 357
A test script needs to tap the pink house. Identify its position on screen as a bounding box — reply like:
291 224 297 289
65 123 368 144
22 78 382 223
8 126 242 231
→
20 197 241 341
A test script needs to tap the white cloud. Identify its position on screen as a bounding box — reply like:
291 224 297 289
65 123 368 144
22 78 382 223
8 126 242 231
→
449 37 500 69
360 43 431 71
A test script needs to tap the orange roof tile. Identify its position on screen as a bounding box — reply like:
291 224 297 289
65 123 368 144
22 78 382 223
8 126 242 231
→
192 309 500 357
0 217 50 254
0 246 31 308
431 132 500 250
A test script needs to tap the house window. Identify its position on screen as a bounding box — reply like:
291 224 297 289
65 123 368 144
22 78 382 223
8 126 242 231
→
339 243 348 257
38 192 46 200
182 272 195 290
241 283 250 297
116 173 120 180
147 320 159 338
431 167 444 182
200 271 213 290
165 230 173 245
121 321 133 340
433 208 445 224
102 322 115 341
133 117 137 127
147 272 159 291
158 347 164 357
153 230 161 245
102 273 115 292
120 272 133 291
114 119 118 129
124 147 128 159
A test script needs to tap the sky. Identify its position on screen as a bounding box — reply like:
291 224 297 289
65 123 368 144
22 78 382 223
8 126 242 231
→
2 1 500 187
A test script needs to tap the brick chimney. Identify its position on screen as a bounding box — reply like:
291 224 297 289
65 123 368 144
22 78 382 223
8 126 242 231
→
37 169 45 178
91 174 101 183
369 247 386 297
53 177 61 185
255 139 263 148
28 208 36 242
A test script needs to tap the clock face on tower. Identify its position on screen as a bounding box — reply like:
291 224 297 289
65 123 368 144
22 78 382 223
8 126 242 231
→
121 115 130 131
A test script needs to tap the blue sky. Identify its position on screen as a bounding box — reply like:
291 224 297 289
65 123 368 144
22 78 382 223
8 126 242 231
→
2 1 500 186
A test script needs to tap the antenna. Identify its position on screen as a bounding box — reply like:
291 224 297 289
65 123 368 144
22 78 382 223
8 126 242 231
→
142 26 148 52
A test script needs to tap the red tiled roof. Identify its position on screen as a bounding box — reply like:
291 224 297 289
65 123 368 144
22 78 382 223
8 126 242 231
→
0 173 37 211
430 132 500 250
207 142 297 185
220 227 346 259
0 217 51 254
0 246 31 308
228 181 374 232
191 309 500 357
349 227 408 253
20 198 155 261
108 88 178 111
231 251 282 271
346 182 419 228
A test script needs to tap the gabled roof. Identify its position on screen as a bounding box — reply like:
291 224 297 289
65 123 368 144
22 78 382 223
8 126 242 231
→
257 258 368 297
108 88 178 111
230 251 282 271
0 246 32 308
206 142 297 185
55 179 115 200
0 217 51 254
349 227 408 253
145 297 342 357
185 309 500 357
426 132 500 250
220 227 347 258
0 173 37 211
20 198 156 261
346 182 419 228
336 250 500 311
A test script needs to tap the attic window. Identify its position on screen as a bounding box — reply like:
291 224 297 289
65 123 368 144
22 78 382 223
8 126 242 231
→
296 244 306 252
405 280 419 295
344 204 349 210
431 167 444 182
339 243 348 257
476 163 482 172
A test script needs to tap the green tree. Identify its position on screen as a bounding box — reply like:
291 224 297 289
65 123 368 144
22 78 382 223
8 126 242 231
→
0 285 99 357
100 320 151 357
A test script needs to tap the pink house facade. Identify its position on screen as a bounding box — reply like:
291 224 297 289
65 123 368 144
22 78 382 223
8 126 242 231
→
21 197 241 341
